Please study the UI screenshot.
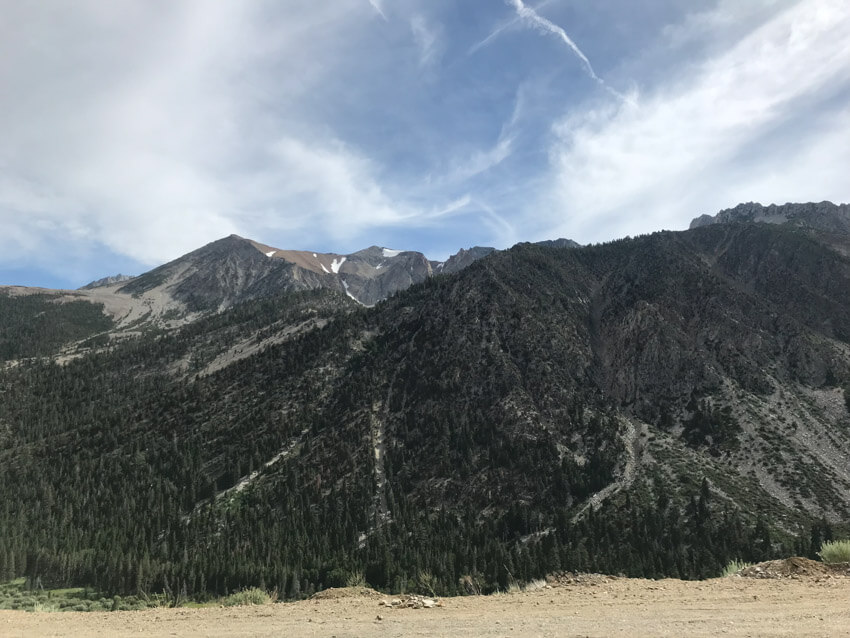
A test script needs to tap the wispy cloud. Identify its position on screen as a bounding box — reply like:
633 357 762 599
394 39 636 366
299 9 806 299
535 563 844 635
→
439 87 525 185
253 136 410 236
469 0 558 55
368 0 387 21
410 15 443 68
500 0 632 103
506 0 601 81
0 1 412 269
472 199 518 244
469 18 515 56
537 0 850 243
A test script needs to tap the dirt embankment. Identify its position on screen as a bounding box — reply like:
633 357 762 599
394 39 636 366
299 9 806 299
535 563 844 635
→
3 560 849 638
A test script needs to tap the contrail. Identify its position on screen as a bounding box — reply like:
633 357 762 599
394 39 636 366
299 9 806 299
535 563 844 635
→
368 0 387 21
507 0 601 81
469 0 557 55
469 22 511 55
506 0 633 103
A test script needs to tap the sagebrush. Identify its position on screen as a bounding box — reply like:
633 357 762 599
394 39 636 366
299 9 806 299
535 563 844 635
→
222 588 274 607
818 540 850 564
720 559 752 577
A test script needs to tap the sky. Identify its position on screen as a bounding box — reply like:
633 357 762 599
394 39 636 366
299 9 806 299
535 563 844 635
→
1 0 849 289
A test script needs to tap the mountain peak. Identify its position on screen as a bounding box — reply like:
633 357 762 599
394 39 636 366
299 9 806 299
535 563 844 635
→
690 201 850 233
79 274 135 290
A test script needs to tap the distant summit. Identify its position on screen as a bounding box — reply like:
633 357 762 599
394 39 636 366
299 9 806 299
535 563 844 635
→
21 233 580 331
115 235 503 313
434 246 497 275
79 274 135 290
690 201 850 234
533 238 581 249
690 201 850 256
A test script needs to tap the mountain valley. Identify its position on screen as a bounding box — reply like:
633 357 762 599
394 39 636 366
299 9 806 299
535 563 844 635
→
0 203 849 600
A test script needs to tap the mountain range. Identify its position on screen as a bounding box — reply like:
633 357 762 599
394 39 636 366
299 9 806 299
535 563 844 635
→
0 202 848 599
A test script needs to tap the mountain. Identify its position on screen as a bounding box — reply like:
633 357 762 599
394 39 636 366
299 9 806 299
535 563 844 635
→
118 235 461 310
691 201 850 256
690 201 850 233
0 236 499 356
79 274 135 290
532 238 581 249
431 240 577 276
433 246 497 274
0 205 848 601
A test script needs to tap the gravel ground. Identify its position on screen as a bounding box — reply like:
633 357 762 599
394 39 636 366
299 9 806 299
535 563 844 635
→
2 569 849 638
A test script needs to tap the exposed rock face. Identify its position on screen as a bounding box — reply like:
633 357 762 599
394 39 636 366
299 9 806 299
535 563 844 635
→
691 201 850 257
118 236 500 310
533 238 581 249
79 274 135 290
330 246 434 306
434 246 497 275
1 236 511 336
116 235 330 312
691 201 850 234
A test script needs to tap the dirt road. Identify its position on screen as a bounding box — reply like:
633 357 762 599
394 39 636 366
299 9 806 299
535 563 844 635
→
2 574 848 638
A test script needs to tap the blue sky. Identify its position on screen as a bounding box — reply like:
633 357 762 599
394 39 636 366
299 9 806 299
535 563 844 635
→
1 0 849 289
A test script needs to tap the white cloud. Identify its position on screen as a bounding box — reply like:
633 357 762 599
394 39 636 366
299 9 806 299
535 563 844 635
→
437 87 525 185
472 199 518 245
469 0 560 55
660 0 797 52
506 0 600 81
0 1 430 270
410 15 443 68
368 0 388 21
449 137 515 183
260 136 410 234
502 0 632 103
539 0 850 243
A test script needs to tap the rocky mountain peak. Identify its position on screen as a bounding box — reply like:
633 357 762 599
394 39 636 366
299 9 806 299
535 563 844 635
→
690 201 850 233
534 238 581 249
79 274 135 290
690 201 850 257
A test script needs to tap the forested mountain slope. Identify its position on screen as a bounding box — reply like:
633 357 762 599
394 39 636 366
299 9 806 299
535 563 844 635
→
1 219 849 599
691 201 850 256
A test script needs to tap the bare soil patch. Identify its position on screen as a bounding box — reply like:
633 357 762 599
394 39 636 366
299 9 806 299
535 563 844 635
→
738 556 850 579
308 586 384 600
3 564 849 637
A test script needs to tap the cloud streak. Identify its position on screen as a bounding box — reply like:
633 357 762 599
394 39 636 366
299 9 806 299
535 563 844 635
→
410 15 443 68
368 0 387 21
503 0 633 103
537 0 850 243
469 0 559 55
507 0 600 81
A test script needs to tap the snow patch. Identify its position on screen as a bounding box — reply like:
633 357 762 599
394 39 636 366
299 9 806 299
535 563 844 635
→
382 248 403 258
331 257 347 273
265 250 276 257
342 279 365 306
312 253 317 258
320 263 330 274
376 261 385 270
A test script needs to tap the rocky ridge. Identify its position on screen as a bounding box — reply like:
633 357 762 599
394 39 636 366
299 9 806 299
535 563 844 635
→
79 274 136 290
691 201 850 255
